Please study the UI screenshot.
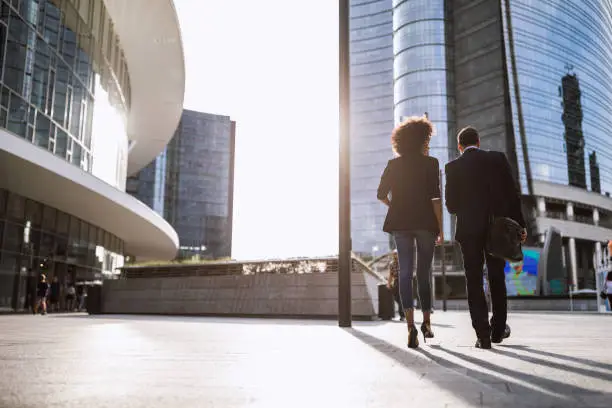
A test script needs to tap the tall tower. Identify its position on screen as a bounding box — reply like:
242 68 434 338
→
561 70 587 189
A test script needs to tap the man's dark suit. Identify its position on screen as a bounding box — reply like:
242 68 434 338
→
445 148 525 339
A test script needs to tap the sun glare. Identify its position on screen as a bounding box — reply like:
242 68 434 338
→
175 0 340 260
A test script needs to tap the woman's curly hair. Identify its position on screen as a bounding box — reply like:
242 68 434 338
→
391 116 434 156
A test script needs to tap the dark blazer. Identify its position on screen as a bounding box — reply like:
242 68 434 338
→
377 154 440 234
445 148 525 242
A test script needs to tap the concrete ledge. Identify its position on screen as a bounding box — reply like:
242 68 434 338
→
102 259 384 319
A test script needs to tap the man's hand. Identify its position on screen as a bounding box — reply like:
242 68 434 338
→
520 228 527 244
436 234 444 246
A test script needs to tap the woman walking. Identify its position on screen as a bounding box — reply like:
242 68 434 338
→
377 116 443 348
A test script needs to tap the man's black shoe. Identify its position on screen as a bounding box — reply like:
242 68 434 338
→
491 324 511 344
475 337 492 349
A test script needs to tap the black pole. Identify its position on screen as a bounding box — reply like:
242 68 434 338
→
440 169 447 312
338 0 352 327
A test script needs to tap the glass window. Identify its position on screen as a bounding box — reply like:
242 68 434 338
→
7 92 28 138
0 251 18 309
4 10 28 95
70 82 82 136
34 113 51 149
79 220 88 242
56 211 69 236
0 21 6 78
0 189 6 216
87 224 96 265
24 199 42 227
62 1 79 65
55 128 68 159
41 205 56 231
0 86 9 108
6 193 24 221
69 215 79 238
96 227 103 247
41 0 62 51
103 230 110 250
31 38 50 111
79 220 88 264
39 232 55 258
3 221 23 252
72 141 82 167
53 62 69 125
55 235 67 258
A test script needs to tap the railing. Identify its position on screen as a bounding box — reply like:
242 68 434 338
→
546 212 595 226
120 255 386 282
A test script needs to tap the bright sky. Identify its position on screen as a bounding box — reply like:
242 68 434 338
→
174 0 339 260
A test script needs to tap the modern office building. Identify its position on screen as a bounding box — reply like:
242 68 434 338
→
349 0 612 292
128 110 235 260
349 0 394 258
0 0 184 311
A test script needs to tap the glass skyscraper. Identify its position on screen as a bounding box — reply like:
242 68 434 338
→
350 0 612 291
129 110 235 260
349 0 394 257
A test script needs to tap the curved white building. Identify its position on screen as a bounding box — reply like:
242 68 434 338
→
0 0 183 311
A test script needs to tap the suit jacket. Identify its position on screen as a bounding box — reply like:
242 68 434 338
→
377 154 440 234
445 148 525 242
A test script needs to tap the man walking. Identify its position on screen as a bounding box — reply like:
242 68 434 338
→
445 127 526 349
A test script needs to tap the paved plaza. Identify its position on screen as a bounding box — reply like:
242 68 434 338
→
0 311 610 408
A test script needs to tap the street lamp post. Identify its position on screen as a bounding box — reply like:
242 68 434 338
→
338 0 352 327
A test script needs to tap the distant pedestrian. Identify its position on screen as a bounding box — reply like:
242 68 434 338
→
34 274 49 315
65 284 76 312
377 115 443 348
50 276 61 313
78 286 88 312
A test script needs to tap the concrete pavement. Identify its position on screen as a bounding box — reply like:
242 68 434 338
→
0 312 610 407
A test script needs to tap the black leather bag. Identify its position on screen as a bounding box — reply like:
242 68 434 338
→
486 216 524 262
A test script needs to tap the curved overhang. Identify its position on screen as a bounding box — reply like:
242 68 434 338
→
103 0 185 176
0 130 179 260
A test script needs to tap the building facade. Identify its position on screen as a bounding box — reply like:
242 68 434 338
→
128 110 235 260
0 0 184 311
349 0 395 257
350 0 612 292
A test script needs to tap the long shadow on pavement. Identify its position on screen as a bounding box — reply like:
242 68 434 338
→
348 328 597 408
490 347 612 382
498 344 612 373
431 345 605 401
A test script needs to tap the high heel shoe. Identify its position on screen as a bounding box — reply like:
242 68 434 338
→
407 325 419 349
421 321 434 342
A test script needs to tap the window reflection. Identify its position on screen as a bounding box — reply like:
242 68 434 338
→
0 0 131 175
506 0 612 195
0 189 125 311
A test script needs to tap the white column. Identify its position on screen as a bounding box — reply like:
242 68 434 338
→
595 242 604 312
566 202 574 221
593 208 600 226
595 242 603 267
537 197 546 216
568 237 578 291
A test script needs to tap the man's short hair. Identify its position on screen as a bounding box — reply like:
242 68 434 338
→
457 126 479 147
